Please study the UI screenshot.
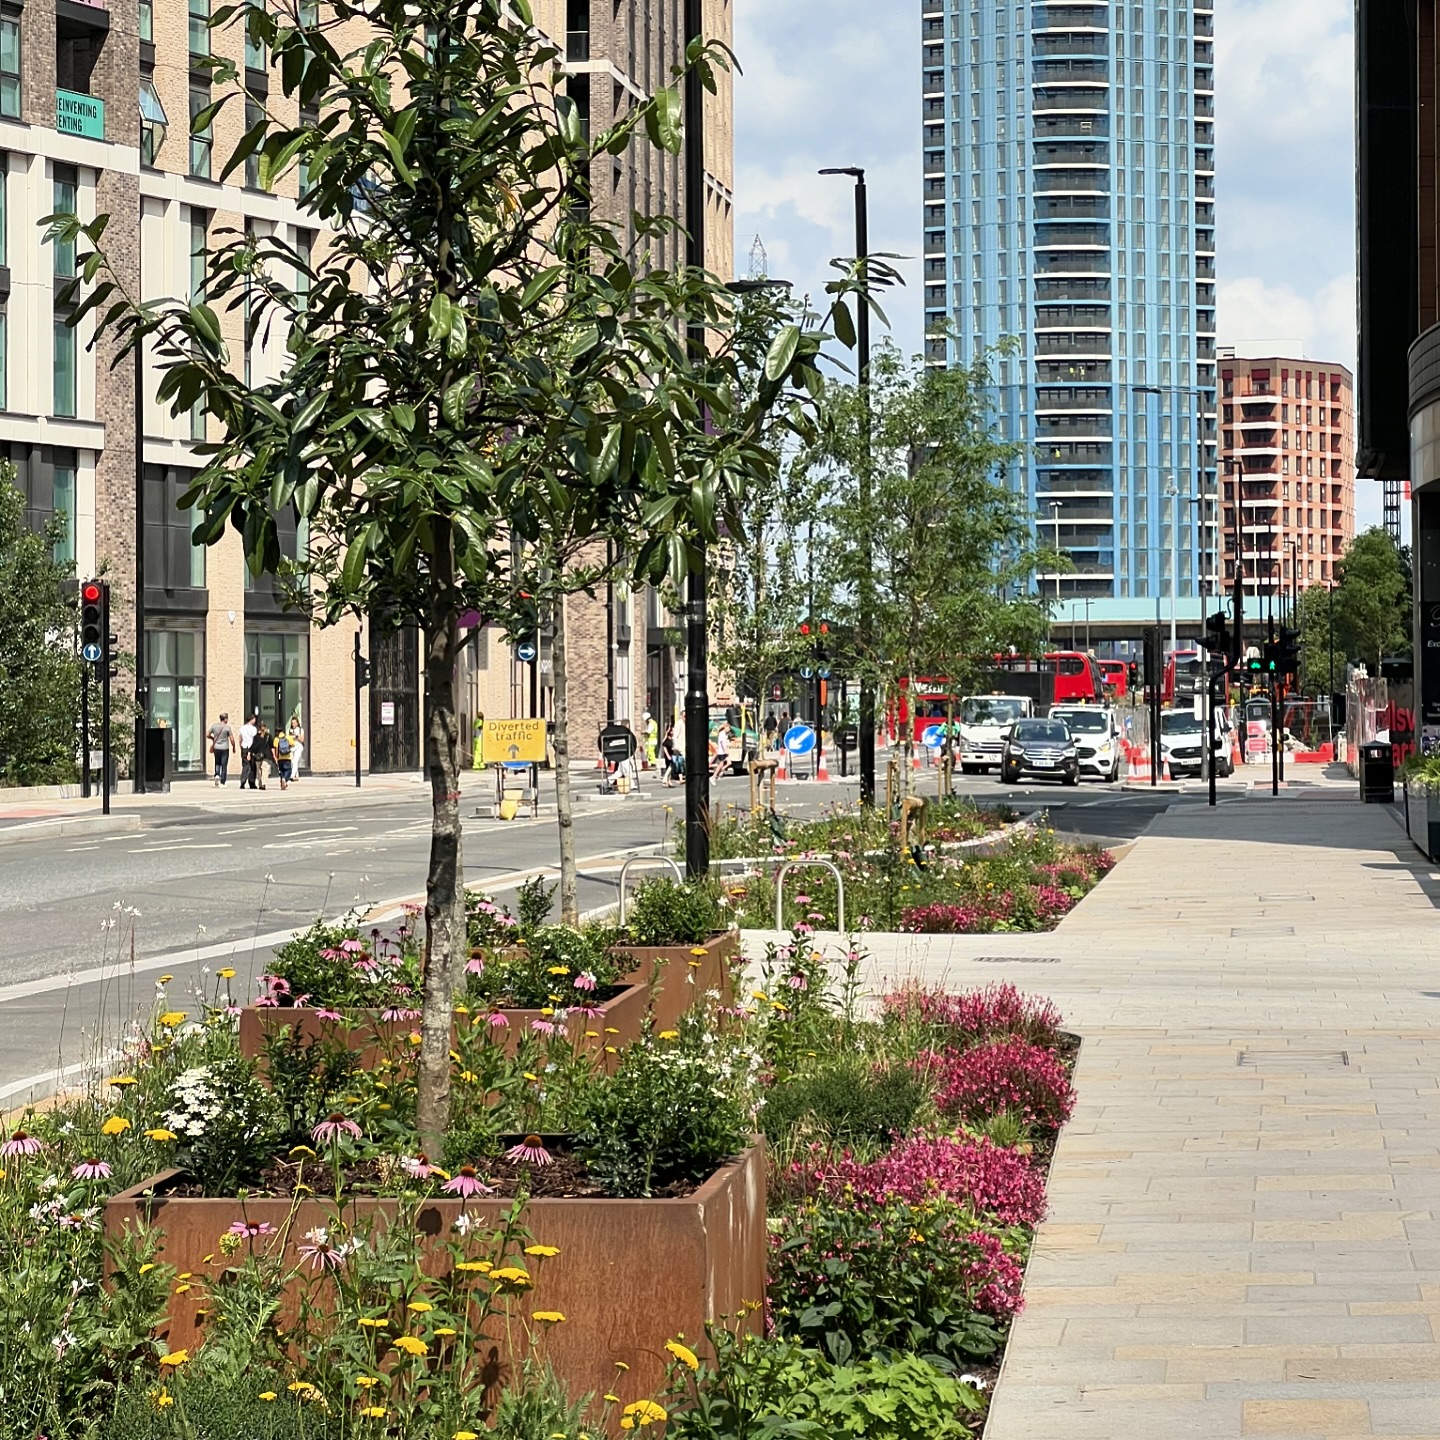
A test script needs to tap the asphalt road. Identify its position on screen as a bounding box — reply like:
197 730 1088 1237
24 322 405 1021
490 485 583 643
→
0 765 1197 1102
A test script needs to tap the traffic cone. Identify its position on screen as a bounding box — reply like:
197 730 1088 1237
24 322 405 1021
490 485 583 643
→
816 742 830 782
776 745 788 781
1162 753 1172 781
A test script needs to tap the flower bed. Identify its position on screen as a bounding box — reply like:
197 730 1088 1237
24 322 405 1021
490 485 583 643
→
104 1140 766 1405
706 799 1114 934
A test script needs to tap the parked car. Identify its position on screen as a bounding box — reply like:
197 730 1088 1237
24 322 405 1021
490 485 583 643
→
1000 718 1080 786
1049 705 1123 782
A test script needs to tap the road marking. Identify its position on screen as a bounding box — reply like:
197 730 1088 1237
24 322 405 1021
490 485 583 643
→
277 826 360 839
65 844 101 852
128 842 233 852
218 826 259 835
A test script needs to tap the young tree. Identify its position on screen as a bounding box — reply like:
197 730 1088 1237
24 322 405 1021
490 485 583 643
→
0 471 81 786
814 343 1052 784
61 0 846 1145
1328 528 1412 671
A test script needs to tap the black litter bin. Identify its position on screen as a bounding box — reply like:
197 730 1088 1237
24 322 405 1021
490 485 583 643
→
1359 741 1395 804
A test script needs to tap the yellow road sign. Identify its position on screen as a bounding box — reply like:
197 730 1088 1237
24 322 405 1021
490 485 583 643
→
486 717 547 764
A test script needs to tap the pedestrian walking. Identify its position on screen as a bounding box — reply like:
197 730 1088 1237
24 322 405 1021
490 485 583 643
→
274 727 296 790
472 714 486 770
710 719 732 780
207 712 236 786
287 716 306 780
643 711 658 770
238 713 259 789
250 721 274 790
776 710 791 752
661 722 679 786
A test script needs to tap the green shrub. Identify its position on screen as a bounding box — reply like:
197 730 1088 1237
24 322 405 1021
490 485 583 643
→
664 1332 983 1440
159 1057 280 1195
624 879 722 946
577 1042 749 1197
467 924 626 1010
103 1374 340 1440
761 1059 929 1153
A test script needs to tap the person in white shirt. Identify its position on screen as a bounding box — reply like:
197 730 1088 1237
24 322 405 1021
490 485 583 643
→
238 714 259 789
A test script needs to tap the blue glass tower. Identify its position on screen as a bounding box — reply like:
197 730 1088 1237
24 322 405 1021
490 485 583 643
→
922 1 1217 640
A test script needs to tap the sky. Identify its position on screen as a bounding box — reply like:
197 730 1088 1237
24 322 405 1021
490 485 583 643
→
732 0 1384 530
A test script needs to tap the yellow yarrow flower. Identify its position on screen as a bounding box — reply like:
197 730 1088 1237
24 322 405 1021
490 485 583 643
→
158 1349 188 1367
489 1266 532 1289
658 1030 679 1040
361 1406 387 1418
621 1400 667 1427
217 967 236 979
355 1376 380 1388
108 1075 138 1087
393 1336 427 1356
145 1128 177 1142
102 1116 131 1137
407 1301 433 1313
154 1391 174 1409
258 1392 277 1402
358 1317 388 1329
523 1244 559 1257
158 1011 187 1027
532 1310 566 1324
455 1260 491 1273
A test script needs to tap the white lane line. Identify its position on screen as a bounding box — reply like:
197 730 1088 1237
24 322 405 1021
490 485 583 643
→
277 826 360 839
218 826 259 835
128 843 233 853
65 845 101 852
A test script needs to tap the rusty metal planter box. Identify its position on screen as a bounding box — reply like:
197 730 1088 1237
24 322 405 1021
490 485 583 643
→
103 1141 766 1407
612 930 738 1031
237 982 650 1070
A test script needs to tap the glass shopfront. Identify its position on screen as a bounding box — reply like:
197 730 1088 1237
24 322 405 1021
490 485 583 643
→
246 631 309 764
146 630 205 773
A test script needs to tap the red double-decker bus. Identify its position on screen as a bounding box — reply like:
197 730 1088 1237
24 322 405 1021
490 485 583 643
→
893 652 1106 741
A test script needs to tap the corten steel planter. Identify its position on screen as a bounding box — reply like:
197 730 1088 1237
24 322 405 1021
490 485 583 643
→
103 1141 766 1410
238 982 650 1071
613 930 738 1031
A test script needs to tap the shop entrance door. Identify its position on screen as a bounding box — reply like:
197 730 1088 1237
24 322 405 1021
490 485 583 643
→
252 679 286 735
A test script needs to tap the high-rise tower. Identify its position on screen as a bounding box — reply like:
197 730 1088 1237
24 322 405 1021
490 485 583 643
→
923 1 1217 641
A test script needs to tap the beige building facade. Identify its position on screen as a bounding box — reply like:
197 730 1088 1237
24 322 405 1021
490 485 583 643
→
3 0 732 777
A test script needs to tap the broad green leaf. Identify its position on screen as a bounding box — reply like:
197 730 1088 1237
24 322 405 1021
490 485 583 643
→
763 324 801 382
645 87 683 154
428 292 454 345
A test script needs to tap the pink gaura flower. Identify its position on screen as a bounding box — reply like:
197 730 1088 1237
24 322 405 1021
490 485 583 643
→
1 1130 45 1158
72 1159 111 1181
312 1114 362 1144
441 1166 493 1198
504 1134 553 1167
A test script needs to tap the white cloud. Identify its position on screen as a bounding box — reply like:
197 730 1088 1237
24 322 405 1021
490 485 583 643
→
1216 274 1357 373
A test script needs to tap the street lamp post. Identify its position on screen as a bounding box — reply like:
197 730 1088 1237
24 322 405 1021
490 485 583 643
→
682 0 709 881
819 166 873 805
1165 479 1180 657
1049 500 1062 616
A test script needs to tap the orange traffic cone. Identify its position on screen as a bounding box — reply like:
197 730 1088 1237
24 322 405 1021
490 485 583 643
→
816 741 830 782
776 745 788 781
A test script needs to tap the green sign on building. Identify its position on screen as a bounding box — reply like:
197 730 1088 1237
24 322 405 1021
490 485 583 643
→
56 89 104 140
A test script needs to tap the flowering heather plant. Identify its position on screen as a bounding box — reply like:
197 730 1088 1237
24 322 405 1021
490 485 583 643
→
883 983 1064 1050
926 1037 1075 1131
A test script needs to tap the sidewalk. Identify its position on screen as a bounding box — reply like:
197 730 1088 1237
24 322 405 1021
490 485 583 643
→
784 795 1440 1437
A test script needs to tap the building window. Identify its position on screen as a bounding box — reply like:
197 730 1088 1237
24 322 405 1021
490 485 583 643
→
0 154 7 267
140 79 168 165
144 464 207 594
244 95 263 188
52 168 77 277
294 226 313 300
52 457 75 565
244 10 265 71
147 630 206 773
189 86 213 178
0 12 18 119
189 210 207 441
139 0 153 42
188 0 209 57
0 311 7 409
53 315 76 417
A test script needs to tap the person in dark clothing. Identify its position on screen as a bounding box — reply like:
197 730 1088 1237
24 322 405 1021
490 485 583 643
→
249 722 275 791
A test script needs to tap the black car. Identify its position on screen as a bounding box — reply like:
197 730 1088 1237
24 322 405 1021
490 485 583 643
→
1000 718 1080 786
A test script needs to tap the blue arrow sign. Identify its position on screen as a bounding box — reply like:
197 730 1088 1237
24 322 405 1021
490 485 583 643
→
817 666 832 680
517 641 537 663
799 665 814 680
921 723 945 750
784 723 816 756
82 642 102 663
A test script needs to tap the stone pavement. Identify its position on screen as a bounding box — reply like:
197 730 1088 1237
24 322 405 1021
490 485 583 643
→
766 791 1440 1438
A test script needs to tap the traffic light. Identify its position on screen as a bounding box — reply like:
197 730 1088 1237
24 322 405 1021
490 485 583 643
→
1204 609 1231 658
1127 661 1140 691
79 580 106 664
355 654 371 689
1277 626 1301 679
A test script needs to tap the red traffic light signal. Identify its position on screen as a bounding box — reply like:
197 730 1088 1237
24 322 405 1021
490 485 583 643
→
81 581 102 603
799 623 811 636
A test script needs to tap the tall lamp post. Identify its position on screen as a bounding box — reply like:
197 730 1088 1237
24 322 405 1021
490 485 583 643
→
682 0 709 880
1049 499 1063 618
1164 479 1180 656
818 166 873 804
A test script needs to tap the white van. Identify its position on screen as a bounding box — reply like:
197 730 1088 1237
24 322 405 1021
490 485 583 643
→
1049 705 1122 782
958 695 1035 774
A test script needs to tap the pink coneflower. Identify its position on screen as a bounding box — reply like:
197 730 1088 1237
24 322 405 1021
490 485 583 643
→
504 1135 553 1167
341 938 367 953
465 953 485 976
401 903 423 917
312 1114 362 1144
72 1159 111 1181
380 1007 422 1022
786 973 808 990
574 1005 603 1019
297 1226 344 1270
487 1012 510 1029
529 1019 557 1036
1 1130 44 1158
262 975 290 996
227 1219 276 1238
572 972 597 993
793 893 812 906
441 1166 493 1198
313 1008 344 1022
401 1154 435 1180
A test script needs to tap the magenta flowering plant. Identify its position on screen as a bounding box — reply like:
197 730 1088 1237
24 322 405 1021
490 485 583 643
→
924 1037 1075 1131
883 982 1064 1050
267 910 423 1010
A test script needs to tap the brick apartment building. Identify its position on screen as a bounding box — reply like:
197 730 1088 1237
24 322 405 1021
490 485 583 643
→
2 0 732 777
1218 352 1356 602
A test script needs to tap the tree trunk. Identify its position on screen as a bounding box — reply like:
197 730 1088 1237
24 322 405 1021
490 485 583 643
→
552 596 578 924
417 612 464 1156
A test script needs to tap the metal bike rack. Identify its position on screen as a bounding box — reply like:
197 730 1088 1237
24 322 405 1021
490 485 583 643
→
774 858 846 933
616 855 685 923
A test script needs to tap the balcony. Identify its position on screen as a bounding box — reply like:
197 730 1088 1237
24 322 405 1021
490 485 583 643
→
1035 169 1109 193
1036 252 1111 275
1032 60 1109 83
1035 332 1112 357
1032 33 1108 57
1036 222 1110 248
1035 195 1110 221
1034 89 1110 112
56 88 104 139
1032 6 1109 29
